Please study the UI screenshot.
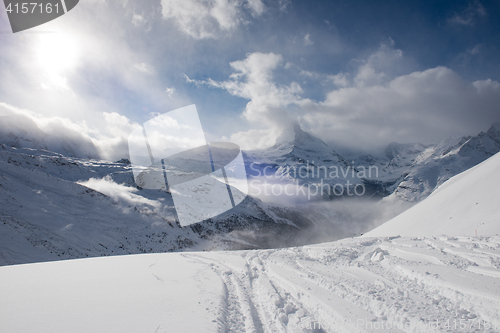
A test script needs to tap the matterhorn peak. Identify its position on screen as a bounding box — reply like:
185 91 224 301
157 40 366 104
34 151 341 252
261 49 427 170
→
273 121 329 151
252 120 351 168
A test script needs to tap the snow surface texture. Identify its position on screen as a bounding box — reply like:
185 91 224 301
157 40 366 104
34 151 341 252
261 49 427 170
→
365 151 500 238
1 235 500 332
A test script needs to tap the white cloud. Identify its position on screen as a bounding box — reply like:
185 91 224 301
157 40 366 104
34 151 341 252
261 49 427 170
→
448 1 487 27
456 44 483 66
247 0 265 16
0 1 190 163
1 0 497 160
230 127 283 150
0 2 180 117
210 52 302 122
0 103 140 161
79 176 161 208
39 75 71 91
327 73 349 88
301 66 500 151
165 87 176 98
202 49 500 152
160 0 266 39
186 52 304 148
0 103 100 158
132 14 146 26
133 62 155 75
473 78 500 93
353 40 404 87
304 33 313 46
469 44 482 55
89 112 140 161
277 0 290 12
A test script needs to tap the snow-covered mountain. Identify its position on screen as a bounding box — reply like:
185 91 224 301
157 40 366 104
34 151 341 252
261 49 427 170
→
0 144 359 265
385 123 500 202
244 122 500 205
2 121 500 266
2 125 500 332
247 122 351 173
350 123 500 203
244 123 368 201
365 151 500 237
0 114 48 150
240 122 500 234
2 154 500 332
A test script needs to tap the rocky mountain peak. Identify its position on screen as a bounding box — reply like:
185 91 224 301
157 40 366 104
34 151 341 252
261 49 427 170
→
273 121 330 152
486 122 500 139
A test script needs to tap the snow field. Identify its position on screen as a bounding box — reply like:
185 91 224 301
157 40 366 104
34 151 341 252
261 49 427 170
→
2 235 499 332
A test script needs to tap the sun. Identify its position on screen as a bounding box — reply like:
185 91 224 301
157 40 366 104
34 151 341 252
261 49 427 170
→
36 32 79 75
34 32 79 90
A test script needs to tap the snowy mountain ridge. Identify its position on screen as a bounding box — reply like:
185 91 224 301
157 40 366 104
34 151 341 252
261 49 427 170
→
2 109 498 204
1 121 500 265
0 143 359 266
245 122 500 203
342 123 500 203
383 122 500 202
3 146 500 329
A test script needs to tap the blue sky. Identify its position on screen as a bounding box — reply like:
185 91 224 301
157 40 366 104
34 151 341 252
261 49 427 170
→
0 0 499 159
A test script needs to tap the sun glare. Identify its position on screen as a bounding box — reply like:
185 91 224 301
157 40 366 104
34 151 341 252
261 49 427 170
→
36 33 79 75
34 32 79 90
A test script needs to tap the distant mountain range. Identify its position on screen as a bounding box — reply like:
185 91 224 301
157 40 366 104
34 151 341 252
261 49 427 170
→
0 143 352 265
359 122 500 202
246 121 500 202
1 116 500 265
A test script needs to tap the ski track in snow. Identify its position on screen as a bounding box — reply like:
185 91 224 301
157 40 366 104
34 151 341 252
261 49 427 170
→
1 235 500 332
184 235 500 332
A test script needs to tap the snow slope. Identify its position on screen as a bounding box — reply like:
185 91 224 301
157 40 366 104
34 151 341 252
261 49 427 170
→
1 235 500 332
365 152 500 237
